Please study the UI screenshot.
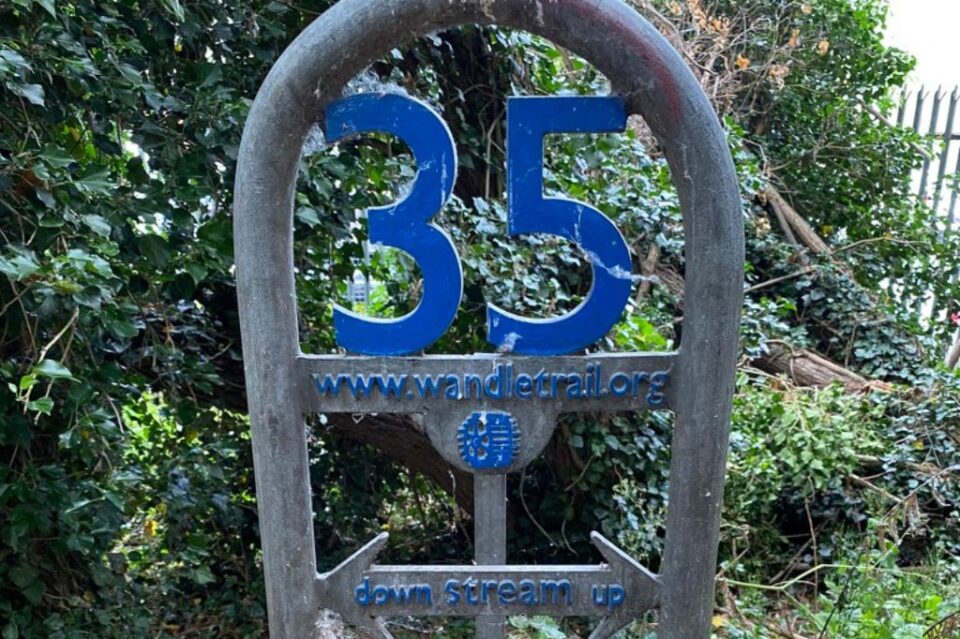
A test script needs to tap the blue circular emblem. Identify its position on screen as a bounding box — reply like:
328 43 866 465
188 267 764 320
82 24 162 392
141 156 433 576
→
457 412 520 470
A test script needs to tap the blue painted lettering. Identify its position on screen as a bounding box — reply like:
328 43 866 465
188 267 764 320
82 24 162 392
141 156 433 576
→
437 578 580 607
445 579 461 605
326 95 638 355
647 371 668 406
350 375 380 399
484 369 505 399
486 97 632 354
519 579 537 605
313 374 341 398
591 583 627 611
498 580 518 604
515 374 533 398
356 579 433 607
632 371 649 392
550 373 566 397
415 375 443 398
565 374 582 398
584 364 595 399
356 577 372 606
608 584 625 610
610 372 631 397
540 580 573 605
464 375 482 400
444 375 460 399
481 579 499 604
327 94 462 356
592 584 605 606
535 370 550 398
312 368 671 406
464 577 480 605
378 375 406 397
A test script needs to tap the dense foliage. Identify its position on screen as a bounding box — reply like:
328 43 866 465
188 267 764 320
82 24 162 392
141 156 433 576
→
1 0 959 637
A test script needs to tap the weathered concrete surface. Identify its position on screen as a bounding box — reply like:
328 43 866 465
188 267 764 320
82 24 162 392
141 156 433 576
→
234 1 743 637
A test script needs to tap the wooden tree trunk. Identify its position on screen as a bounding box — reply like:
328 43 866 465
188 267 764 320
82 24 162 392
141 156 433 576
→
945 330 960 370
763 186 832 256
754 342 890 392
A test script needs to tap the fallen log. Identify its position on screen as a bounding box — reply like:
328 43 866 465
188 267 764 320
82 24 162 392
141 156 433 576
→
763 186 833 257
754 341 891 393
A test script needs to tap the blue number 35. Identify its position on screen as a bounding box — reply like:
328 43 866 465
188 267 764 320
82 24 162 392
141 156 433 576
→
324 93 632 357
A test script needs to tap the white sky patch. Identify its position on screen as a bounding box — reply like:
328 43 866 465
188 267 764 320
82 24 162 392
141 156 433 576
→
886 0 960 88
885 0 960 322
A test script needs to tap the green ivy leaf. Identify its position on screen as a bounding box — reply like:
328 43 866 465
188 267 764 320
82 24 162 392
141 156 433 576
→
8 82 44 106
0 47 30 74
0 250 39 281
18 374 37 393
159 0 185 22
185 263 208 285
40 144 74 169
192 565 215 585
137 235 172 268
73 286 103 310
26 398 53 415
295 207 321 228
81 215 112 238
9 564 38 589
33 360 77 381
103 315 139 339
21 580 44 605
62 497 96 515
75 168 113 194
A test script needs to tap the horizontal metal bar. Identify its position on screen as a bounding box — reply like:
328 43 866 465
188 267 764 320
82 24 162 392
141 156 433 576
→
912 132 960 140
370 564 621 574
316 532 659 619
297 352 678 413
348 567 650 617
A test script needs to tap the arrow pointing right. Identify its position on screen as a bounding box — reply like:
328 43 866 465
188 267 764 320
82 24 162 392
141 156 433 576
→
587 532 659 639
315 531 659 639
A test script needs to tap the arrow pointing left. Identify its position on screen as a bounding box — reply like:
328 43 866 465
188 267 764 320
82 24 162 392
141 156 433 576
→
315 533 393 639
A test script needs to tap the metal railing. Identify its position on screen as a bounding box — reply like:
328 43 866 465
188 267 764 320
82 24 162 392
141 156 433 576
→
896 85 960 232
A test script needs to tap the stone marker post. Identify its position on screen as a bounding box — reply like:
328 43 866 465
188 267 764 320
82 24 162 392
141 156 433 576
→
234 1 743 638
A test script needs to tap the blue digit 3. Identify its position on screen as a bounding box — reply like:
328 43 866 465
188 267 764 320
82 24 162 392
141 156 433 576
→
487 96 634 355
325 93 462 355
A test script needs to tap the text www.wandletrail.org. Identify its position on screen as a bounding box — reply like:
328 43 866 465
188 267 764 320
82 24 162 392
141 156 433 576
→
311 363 668 405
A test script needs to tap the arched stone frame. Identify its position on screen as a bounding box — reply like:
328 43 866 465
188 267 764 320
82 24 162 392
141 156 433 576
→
232 1 744 637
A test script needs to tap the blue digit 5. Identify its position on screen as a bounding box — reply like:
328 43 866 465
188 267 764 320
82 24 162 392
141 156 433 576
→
325 94 462 355
487 96 633 355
